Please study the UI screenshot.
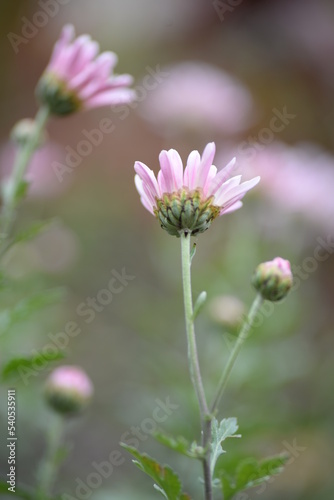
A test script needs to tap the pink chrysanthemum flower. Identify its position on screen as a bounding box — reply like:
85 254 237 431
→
134 142 260 237
37 25 135 115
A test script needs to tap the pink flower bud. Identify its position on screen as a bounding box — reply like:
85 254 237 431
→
45 366 93 415
252 257 293 301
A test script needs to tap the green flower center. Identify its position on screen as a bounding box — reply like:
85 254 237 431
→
36 72 82 116
154 188 220 237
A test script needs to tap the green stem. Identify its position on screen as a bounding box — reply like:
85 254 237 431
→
0 106 50 243
210 294 263 415
180 231 212 500
37 416 64 500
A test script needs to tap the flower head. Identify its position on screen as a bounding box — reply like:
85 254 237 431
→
37 25 136 115
44 365 93 415
134 142 260 237
252 257 293 301
139 62 255 137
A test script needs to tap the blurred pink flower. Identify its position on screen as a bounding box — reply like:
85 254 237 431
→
45 365 93 415
37 24 136 114
134 142 260 236
0 141 70 199
243 142 334 231
139 62 255 137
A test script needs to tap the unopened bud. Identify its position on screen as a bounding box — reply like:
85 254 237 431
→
44 365 93 416
10 118 47 147
208 295 245 329
252 257 293 301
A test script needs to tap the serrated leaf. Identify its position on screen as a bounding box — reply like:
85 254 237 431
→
153 430 203 459
193 291 207 320
121 444 191 499
220 454 288 499
0 287 65 337
210 418 241 479
2 351 65 381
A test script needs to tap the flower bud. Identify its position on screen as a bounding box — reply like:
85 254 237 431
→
252 257 293 301
10 118 47 147
208 295 245 329
44 366 93 416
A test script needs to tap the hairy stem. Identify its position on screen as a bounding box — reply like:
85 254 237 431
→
180 231 212 500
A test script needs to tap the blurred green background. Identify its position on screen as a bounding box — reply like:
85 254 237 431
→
0 0 334 498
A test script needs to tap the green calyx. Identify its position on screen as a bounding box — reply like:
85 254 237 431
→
36 72 82 116
252 264 293 301
154 189 220 237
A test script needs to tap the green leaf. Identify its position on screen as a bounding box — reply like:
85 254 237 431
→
210 417 241 479
153 430 204 459
2 351 65 382
190 243 197 263
192 291 207 320
121 444 191 499
14 180 29 203
0 287 65 337
220 454 289 500
11 219 56 246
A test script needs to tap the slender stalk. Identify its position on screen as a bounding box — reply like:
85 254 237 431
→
180 231 212 500
210 294 263 415
0 106 50 243
37 415 64 500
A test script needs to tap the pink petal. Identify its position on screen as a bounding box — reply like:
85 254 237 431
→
84 88 136 107
134 161 161 199
184 150 200 189
196 142 216 188
216 176 260 206
203 164 217 197
208 157 236 197
158 149 184 192
213 175 242 204
220 200 243 214
135 175 155 214
66 35 97 78
48 25 74 69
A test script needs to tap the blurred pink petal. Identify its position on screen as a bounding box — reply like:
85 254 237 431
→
139 62 256 137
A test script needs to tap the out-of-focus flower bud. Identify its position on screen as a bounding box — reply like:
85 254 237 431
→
208 295 245 329
44 366 93 416
252 257 293 301
10 119 47 148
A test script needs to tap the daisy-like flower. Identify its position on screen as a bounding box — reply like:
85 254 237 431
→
134 142 260 237
37 24 136 115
